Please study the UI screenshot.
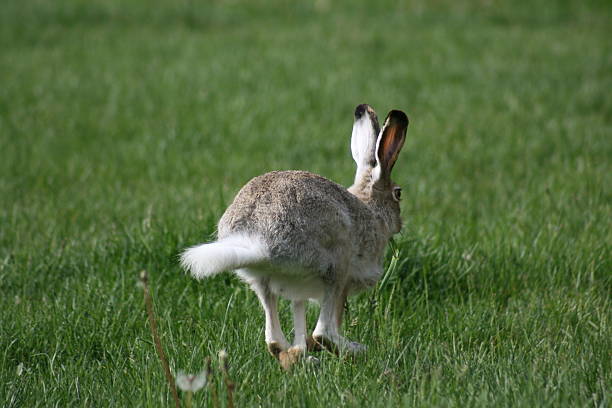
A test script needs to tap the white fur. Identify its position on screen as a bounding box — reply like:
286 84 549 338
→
237 267 327 301
370 164 382 184
351 114 378 177
180 234 268 279
291 300 307 349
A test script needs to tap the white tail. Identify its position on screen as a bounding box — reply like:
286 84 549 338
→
180 234 268 279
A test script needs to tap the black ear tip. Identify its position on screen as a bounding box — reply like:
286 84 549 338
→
355 104 369 119
388 110 409 127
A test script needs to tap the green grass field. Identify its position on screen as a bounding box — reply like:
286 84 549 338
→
1 0 610 406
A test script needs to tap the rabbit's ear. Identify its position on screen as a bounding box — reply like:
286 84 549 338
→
374 110 409 181
351 104 380 176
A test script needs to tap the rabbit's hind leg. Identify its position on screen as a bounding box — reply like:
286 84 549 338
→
312 283 366 354
291 300 308 351
250 279 290 357
278 300 309 370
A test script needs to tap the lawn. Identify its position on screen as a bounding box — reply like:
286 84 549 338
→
1 0 610 406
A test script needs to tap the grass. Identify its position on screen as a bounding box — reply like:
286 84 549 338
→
1 0 610 406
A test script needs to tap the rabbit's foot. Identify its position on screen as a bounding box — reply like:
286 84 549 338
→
306 335 322 352
305 355 321 366
312 334 337 353
344 341 367 353
278 346 306 370
313 334 367 354
267 341 289 358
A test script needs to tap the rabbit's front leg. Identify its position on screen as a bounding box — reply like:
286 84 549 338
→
251 279 290 356
312 283 366 354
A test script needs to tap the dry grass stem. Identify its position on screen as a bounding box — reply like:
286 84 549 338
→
219 350 235 408
140 270 181 408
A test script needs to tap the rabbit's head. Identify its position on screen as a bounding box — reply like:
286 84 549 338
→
348 104 409 235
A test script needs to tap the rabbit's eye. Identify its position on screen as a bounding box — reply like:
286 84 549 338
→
392 187 402 202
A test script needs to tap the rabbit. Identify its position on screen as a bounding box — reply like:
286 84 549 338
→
181 104 408 363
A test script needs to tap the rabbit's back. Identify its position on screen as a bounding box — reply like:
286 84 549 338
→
218 170 384 281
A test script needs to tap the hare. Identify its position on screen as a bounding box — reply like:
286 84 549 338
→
181 104 408 364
